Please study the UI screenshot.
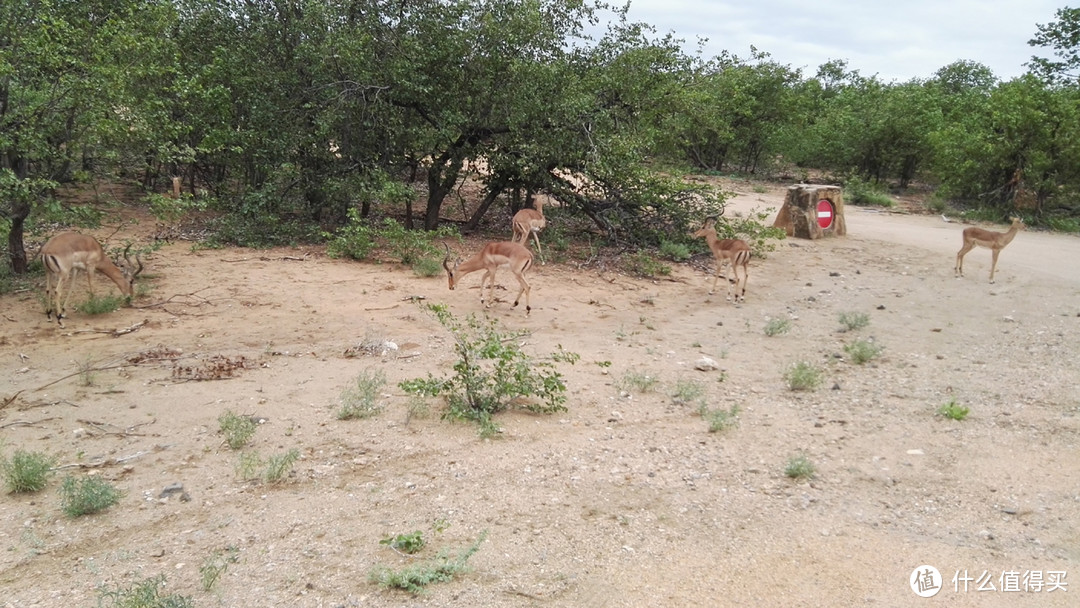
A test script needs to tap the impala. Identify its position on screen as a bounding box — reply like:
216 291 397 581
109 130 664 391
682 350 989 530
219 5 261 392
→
511 197 547 264
443 242 534 316
40 232 143 326
692 216 751 302
955 216 1024 283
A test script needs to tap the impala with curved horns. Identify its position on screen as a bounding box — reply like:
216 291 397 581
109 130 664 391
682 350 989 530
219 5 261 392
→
692 216 751 303
443 241 534 316
40 232 143 326
511 197 547 264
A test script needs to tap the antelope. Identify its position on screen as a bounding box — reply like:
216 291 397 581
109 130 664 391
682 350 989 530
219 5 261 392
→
443 242 534 316
40 233 143 326
692 216 751 303
511 197 546 264
955 216 1024 283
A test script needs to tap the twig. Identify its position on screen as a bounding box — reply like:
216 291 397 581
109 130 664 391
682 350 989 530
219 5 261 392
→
70 319 147 337
54 450 149 470
76 418 156 437
0 416 60 429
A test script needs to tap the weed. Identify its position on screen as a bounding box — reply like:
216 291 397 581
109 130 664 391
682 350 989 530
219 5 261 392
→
659 240 691 262
380 530 426 554
837 311 870 332
79 294 125 316
400 305 577 435
845 176 895 207
937 398 970 421
406 395 431 421
369 531 487 595
624 251 671 278
699 404 740 432
325 208 377 260
1 449 57 493
199 547 239 591
783 361 823 391
337 369 387 420
218 410 258 449
262 449 300 483
412 256 444 277
60 475 122 517
617 370 659 394
97 574 194 608
784 454 816 480
670 379 706 406
763 318 791 337
844 339 883 364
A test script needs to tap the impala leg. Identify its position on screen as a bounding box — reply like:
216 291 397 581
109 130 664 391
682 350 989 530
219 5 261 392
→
530 231 544 265
44 270 58 319
709 259 725 295
955 243 974 277
989 249 1000 283
480 270 495 307
511 271 531 316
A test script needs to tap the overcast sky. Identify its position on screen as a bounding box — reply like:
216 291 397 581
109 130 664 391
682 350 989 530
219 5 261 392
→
617 1 1066 82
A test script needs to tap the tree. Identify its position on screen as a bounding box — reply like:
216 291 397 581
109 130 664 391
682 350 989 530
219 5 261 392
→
1028 7 1080 84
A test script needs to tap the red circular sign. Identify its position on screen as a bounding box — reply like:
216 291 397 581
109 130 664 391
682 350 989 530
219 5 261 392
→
817 200 834 229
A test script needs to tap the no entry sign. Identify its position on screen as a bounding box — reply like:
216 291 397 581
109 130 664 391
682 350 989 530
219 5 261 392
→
817 199 834 229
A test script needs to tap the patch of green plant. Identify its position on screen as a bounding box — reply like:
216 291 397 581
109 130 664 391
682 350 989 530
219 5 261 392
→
837 311 870 332
97 574 194 608
617 370 659 394
937 398 970 421
785 454 816 480
325 207 377 260
199 546 240 591
399 305 577 435
670 379 706 406
763 318 791 336
698 404 740 432
412 256 444 277
844 339 883 364
624 251 670 278
147 192 209 224
376 217 458 265
59 475 122 517
783 361 823 391
236 449 301 484
717 207 787 257
659 240 691 262
1043 214 1080 233
80 293 124 315
337 369 387 420
380 530 426 554
845 176 895 207
369 531 487 595
218 410 258 449
1 449 57 493
206 211 321 249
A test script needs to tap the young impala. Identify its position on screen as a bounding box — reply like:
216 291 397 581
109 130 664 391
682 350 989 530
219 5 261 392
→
443 241 534 316
511 197 547 264
692 216 751 303
955 216 1024 283
40 232 143 326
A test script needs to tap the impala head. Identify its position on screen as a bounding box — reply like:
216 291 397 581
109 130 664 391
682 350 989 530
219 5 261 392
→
120 244 145 296
691 215 719 239
1010 216 1025 229
442 244 460 290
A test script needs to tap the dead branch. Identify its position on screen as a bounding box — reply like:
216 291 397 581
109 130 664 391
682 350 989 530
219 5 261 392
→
54 450 149 470
76 418 156 437
70 319 148 337
0 416 60 429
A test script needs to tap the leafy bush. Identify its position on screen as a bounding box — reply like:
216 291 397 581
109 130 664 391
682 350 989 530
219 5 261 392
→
783 361 823 391
381 530 426 554
337 369 387 420
369 531 487 595
60 475 122 517
399 304 577 436
784 454 816 479
764 318 791 336
837 311 870 332
618 370 659 394
659 240 692 261
699 404 740 432
937 398 970 421
80 293 125 315
325 208 378 260
97 575 194 608
236 449 301 484
623 251 671 278
845 176 895 207
218 410 258 449
1 449 57 493
844 339 883 364
670 379 706 406
325 212 457 263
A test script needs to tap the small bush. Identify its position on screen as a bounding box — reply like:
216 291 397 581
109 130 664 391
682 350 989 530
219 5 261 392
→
97 574 194 608
1 449 57 493
659 240 691 262
236 449 300 484
325 208 378 260
845 177 895 207
783 361 823 391
844 339 883 364
199 547 239 591
60 475 122 517
81 294 125 315
624 251 671 278
618 370 659 394
337 369 387 420
937 398 970 421
784 454 815 480
369 531 487 595
412 256 444 277
764 318 791 337
218 410 258 449
670 379 706 406
699 404 740 432
380 530 426 554
837 311 870 332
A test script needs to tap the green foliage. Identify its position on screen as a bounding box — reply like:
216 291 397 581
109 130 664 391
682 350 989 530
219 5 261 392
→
380 531 426 554
623 251 671 278
844 176 895 207
147 192 209 224
784 454 816 480
60 475 122 517
218 410 258 449
325 212 457 263
399 305 577 435
199 547 239 591
783 361 823 391
670 379 706 406
937 398 970 421
368 531 488 595
80 294 125 316
337 369 387 420
844 339 884 364
97 575 194 608
659 240 692 261
325 208 378 260
618 371 660 394
708 209 787 257
699 404 740 433
837 311 870 332
763 318 791 337
236 449 301 484
412 256 445 277
1 449 57 493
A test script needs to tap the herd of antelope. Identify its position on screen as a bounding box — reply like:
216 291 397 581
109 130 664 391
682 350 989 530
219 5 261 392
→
36 199 1024 325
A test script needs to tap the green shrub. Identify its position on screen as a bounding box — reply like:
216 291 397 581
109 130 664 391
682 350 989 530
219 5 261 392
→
337 369 387 420
412 256 444 277
659 240 691 262
325 208 378 260
236 449 301 484
699 404 740 432
837 311 870 332
845 177 895 207
937 398 970 421
380 530 426 554
369 531 487 595
1 449 57 493
783 361 823 391
399 305 577 436
60 475 122 517
199 547 239 591
218 410 258 449
670 379 706 406
80 294 125 315
784 454 816 480
97 574 194 608
618 370 659 394
844 339 883 364
624 251 671 278
764 318 791 336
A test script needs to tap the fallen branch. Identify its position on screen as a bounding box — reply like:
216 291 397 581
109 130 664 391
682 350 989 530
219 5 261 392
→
70 319 148 337
0 416 60 429
76 418 156 437
54 450 149 470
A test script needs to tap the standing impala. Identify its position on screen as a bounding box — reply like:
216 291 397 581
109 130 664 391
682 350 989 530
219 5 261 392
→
40 232 143 326
955 216 1024 284
443 241 534 316
511 197 546 264
692 216 751 303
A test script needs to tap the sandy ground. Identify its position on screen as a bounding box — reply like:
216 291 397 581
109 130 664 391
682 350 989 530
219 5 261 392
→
1 180 1079 607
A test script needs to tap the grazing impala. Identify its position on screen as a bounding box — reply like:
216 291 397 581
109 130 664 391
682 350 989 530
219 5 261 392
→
511 197 547 264
955 216 1024 283
40 232 143 326
443 242 534 316
692 216 751 303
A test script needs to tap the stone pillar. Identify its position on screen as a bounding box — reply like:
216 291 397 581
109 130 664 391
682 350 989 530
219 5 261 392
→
773 184 846 239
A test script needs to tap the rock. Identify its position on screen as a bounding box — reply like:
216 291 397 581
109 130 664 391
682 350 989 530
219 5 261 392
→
694 357 718 371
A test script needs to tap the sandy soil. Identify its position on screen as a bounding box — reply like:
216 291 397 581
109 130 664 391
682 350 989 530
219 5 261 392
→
1 180 1078 607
